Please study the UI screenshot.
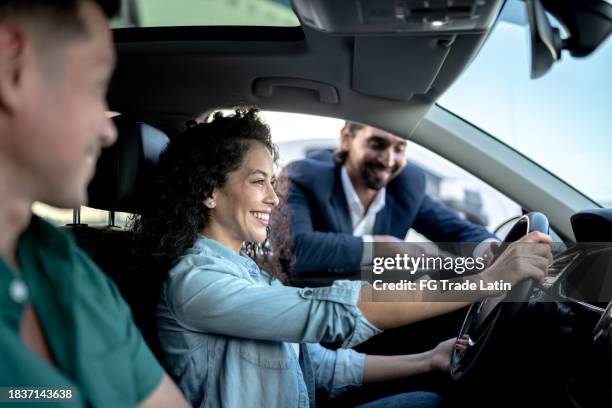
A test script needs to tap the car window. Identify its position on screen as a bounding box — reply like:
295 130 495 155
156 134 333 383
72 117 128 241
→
35 109 522 235
32 202 131 228
258 111 522 237
31 112 132 228
438 0 612 207
112 0 299 28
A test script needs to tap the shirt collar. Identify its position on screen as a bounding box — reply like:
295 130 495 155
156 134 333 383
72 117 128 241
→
340 166 386 218
194 234 259 273
195 234 238 257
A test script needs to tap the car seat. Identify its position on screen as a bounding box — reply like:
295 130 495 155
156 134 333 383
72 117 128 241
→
62 114 170 359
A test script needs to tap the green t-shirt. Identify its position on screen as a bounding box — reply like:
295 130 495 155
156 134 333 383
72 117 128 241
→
0 216 163 407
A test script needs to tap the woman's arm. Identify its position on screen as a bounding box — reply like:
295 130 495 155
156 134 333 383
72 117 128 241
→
362 337 468 384
166 264 381 347
166 232 550 347
357 232 552 330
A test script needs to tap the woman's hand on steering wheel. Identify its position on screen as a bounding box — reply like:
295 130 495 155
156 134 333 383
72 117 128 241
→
480 231 554 294
428 337 468 372
450 213 554 381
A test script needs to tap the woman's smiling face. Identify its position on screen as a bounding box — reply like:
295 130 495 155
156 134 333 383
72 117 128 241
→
205 141 279 251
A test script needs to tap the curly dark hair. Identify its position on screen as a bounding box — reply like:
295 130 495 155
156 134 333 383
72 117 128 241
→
131 108 292 282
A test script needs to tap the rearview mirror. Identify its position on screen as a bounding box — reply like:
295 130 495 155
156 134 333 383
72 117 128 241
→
525 0 612 79
526 0 562 79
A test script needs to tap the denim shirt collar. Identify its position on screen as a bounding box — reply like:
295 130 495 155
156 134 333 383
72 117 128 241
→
192 235 261 282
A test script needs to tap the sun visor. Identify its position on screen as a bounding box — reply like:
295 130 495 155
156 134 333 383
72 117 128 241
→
291 0 505 101
352 35 454 100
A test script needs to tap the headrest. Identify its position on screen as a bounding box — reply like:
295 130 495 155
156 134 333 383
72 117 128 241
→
87 115 169 214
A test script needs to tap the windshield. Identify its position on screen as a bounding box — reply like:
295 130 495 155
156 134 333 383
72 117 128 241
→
438 0 612 207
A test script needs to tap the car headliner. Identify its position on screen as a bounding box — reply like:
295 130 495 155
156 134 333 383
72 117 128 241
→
108 22 493 139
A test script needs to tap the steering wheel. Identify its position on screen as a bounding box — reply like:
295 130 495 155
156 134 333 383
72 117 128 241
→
449 212 549 381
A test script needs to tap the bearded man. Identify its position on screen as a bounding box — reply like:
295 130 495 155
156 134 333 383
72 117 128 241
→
285 122 498 277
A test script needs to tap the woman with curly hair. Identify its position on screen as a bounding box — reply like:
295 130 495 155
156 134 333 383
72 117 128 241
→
131 108 551 408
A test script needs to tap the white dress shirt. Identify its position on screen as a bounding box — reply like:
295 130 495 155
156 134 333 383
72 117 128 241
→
340 167 385 265
340 167 498 266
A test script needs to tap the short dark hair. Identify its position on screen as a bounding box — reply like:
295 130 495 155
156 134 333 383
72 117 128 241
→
0 0 120 38
334 121 366 164
345 121 366 135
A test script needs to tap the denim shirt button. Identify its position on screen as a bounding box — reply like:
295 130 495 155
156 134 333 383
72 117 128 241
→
303 289 313 297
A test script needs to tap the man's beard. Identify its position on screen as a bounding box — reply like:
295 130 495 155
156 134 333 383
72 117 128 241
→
360 161 400 190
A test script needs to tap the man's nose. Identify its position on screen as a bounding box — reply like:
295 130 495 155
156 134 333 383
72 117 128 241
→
381 148 395 168
101 116 118 148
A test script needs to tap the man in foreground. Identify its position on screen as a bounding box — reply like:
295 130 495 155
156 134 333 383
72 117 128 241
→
0 1 189 406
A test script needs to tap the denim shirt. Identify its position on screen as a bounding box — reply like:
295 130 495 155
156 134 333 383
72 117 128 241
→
157 235 382 408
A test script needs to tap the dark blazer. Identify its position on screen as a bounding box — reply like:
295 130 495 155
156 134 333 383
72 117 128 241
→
285 150 496 276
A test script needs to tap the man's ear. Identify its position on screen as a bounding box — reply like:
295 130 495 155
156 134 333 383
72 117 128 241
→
340 126 352 151
0 24 26 114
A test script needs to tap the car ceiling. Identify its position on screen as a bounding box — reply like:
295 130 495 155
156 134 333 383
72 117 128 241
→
108 8 499 139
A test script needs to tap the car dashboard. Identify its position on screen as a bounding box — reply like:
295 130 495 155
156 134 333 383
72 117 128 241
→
539 209 612 407
545 244 612 312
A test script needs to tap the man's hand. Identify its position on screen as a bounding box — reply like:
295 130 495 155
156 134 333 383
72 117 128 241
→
371 235 434 260
481 240 500 267
481 231 553 289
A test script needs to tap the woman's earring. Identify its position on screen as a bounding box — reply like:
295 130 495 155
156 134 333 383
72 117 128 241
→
206 199 216 208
